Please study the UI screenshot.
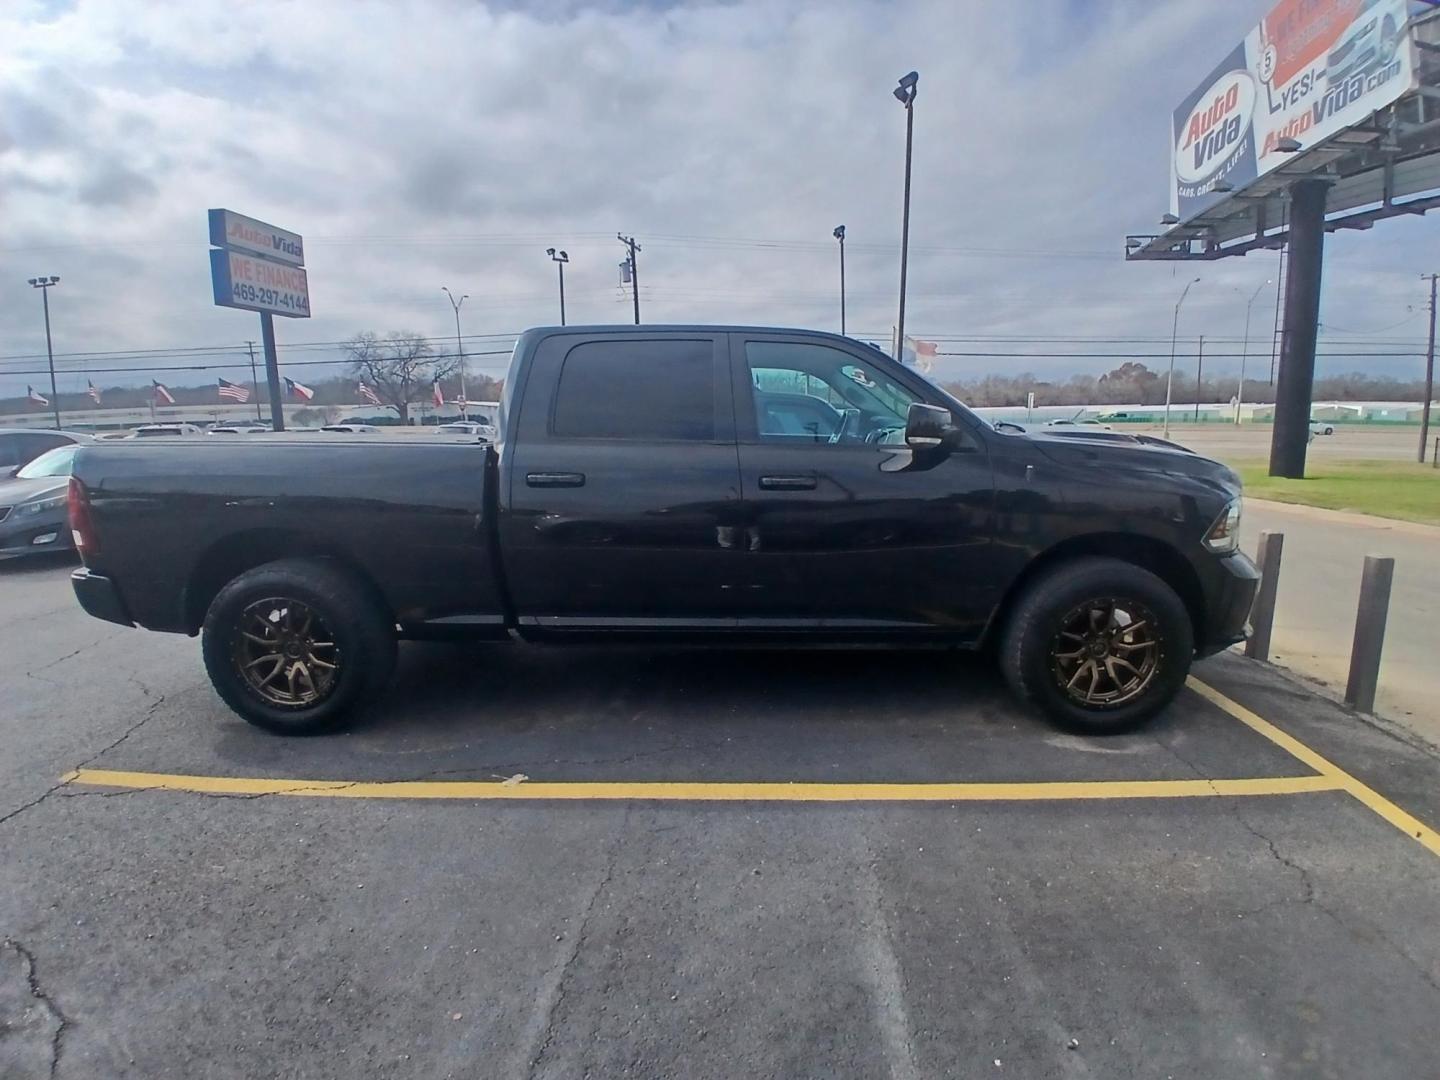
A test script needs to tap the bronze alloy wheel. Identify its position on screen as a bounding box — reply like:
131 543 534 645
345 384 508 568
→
232 597 341 709
1050 597 1163 708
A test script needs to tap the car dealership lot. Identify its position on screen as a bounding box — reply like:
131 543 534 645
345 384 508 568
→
3 555 1439 1079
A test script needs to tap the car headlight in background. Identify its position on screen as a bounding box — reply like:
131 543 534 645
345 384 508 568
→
1203 497 1242 554
16 493 68 517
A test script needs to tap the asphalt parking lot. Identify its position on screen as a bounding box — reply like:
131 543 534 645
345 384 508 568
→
3 553 1439 1079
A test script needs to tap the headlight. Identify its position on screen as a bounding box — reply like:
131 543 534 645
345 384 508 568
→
17 493 67 516
1203 496 1242 554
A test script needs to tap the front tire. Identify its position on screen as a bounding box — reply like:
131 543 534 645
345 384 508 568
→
998 557 1194 734
201 558 396 735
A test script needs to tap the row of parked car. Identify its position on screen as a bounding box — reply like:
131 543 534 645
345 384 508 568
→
108 419 498 437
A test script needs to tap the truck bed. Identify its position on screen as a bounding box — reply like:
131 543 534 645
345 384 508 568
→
72 438 505 637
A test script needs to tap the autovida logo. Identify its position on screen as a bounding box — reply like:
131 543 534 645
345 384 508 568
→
1175 69 1256 192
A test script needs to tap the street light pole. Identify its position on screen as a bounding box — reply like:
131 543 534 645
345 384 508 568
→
547 248 569 326
833 225 847 335
441 286 469 421
1236 279 1271 425
27 276 62 430
1164 277 1200 439
893 71 918 362
1420 273 1437 463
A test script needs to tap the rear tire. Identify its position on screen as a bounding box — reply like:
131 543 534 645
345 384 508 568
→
998 557 1193 734
201 558 396 735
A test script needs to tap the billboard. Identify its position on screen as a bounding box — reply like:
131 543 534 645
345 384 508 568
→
1170 0 1415 219
208 209 305 267
210 248 311 318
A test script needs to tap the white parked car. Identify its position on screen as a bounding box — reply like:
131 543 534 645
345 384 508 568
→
319 424 381 434
208 425 270 435
1045 418 1113 431
126 423 203 437
436 421 496 439
1309 420 1336 436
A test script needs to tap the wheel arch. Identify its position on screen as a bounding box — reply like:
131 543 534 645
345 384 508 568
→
986 533 1205 647
183 529 392 634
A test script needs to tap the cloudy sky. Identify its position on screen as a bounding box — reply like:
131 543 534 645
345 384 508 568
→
3 0 1438 402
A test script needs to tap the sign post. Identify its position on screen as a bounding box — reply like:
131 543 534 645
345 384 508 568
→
208 209 311 431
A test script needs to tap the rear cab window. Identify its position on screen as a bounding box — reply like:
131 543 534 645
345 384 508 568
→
551 339 718 442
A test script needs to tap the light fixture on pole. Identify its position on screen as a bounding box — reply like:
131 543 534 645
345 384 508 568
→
892 70 918 362
546 248 569 326
833 225 847 335
441 286 469 421
1163 277 1200 438
27 276 62 430
1236 279 1272 424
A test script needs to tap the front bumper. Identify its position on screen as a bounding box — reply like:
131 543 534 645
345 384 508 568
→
1197 550 1260 656
71 568 134 627
0 504 72 557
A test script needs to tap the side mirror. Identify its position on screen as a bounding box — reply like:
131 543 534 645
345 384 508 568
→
905 403 952 447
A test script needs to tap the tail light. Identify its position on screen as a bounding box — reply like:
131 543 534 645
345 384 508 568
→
68 477 99 556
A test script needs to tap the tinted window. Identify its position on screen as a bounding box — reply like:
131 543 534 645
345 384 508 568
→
553 340 714 441
17 432 70 462
0 436 19 468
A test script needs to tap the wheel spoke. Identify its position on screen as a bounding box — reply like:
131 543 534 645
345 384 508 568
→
243 652 283 670
255 658 286 688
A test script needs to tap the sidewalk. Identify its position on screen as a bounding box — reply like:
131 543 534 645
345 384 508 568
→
1241 499 1438 741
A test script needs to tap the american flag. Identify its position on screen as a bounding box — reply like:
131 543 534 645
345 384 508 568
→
432 380 445 407
27 385 48 406
357 380 383 406
152 380 176 405
285 377 315 401
87 380 101 404
218 377 251 403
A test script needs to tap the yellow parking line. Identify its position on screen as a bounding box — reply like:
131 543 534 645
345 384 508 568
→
1189 677 1440 859
64 767 1340 802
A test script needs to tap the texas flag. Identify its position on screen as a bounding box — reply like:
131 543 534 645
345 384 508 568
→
897 333 939 373
285 377 315 402
432 380 445 407
87 379 102 404
152 380 176 405
27 385 48 406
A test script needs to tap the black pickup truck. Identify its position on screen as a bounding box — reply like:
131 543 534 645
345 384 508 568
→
69 325 1258 735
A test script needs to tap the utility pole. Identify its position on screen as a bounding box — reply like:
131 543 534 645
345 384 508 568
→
1420 273 1437 464
833 225 847 335
245 340 263 422
547 248 569 325
1194 335 1205 421
892 71 918 362
618 234 641 324
27 276 62 430
442 286 469 421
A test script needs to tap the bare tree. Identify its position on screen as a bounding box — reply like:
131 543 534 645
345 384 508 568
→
344 331 456 424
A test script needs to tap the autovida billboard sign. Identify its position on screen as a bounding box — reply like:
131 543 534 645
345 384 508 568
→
208 209 311 318
1170 0 1415 219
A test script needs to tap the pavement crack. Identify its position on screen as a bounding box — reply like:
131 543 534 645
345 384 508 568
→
1228 808 1316 911
3 938 71 1079
522 802 631 1080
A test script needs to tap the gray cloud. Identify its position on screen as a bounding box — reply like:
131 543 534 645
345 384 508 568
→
0 0 1435 402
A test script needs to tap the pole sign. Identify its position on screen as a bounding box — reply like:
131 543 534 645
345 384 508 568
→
210 249 311 318
1170 0 1415 220
208 209 311 318
208 209 304 266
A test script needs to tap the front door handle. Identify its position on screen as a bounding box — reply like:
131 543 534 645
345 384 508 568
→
526 472 586 488
759 474 817 491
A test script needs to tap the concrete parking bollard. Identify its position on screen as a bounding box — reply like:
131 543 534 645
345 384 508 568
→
1245 530 1283 662
1345 555 1395 714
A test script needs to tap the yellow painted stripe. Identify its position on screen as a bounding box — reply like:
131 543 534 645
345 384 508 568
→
64 767 1340 802
1189 677 1440 859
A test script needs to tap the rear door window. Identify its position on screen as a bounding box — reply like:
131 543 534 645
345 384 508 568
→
552 339 716 441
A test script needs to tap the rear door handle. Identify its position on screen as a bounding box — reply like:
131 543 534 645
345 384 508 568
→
526 472 586 488
759 474 817 491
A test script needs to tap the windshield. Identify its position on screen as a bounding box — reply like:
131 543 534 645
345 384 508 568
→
16 445 79 478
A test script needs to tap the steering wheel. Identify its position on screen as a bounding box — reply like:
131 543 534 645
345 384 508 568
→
828 408 858 445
